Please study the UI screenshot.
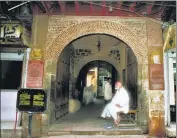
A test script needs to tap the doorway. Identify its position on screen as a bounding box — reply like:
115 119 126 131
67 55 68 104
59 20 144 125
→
51 34 139 131
76 60 118 102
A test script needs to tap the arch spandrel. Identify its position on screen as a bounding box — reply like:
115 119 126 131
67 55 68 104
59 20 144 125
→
45 20 148 63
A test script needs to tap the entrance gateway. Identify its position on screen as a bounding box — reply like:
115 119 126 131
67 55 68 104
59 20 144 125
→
25 16 165 137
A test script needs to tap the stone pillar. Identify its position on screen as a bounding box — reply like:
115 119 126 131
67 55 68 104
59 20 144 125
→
41 59 57 134
22 48 45 138
137 63 149 133
22 14 49 137
147 20 165 137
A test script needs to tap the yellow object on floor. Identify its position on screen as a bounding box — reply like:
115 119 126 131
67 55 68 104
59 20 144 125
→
69 99 81 113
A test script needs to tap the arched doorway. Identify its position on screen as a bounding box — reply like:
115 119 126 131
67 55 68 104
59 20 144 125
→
43 20 149 133
76 60 118 102
51 33 139 131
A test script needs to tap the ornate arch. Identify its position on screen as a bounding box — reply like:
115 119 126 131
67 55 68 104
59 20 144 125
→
45 20 147 63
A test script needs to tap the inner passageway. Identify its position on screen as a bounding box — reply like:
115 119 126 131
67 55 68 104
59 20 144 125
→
50 101 138 132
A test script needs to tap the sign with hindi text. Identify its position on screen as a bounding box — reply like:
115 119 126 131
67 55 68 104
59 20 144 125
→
149 64 164 90
16 89 47 112
26 60 44 88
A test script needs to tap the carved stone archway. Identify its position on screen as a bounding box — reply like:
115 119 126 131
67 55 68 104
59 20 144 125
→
45 20 148 63
42 20 149 135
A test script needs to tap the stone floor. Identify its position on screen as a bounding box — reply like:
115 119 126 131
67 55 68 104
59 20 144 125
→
41 135 150 138
44 101 142 137
50 102 137 131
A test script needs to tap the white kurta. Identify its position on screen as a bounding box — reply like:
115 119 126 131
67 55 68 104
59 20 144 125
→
101 87 129 120
104 81 112 100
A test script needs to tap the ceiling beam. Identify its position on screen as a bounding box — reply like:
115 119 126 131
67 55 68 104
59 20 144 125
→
74 1 80 15
117 1 123 16
41 1 50 14
89 2 93 13
101 1 106 15
31 3 39 15
129 2 137 12
147 2 154 15
58 1 66 13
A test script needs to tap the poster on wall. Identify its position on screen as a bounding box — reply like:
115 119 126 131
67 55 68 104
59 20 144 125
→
26 60 44 88
149 64 164 90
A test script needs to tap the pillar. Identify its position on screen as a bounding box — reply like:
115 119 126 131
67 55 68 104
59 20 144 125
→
147 20 165 137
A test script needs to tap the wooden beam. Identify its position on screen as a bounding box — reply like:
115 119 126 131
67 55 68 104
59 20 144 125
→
129 2 137 12
41 1 50 14
58 1 66 13
101 1 106 15
89 2 93 13
31 3 39 15
117 1 122 16
74 1 79 15
147 2 154 15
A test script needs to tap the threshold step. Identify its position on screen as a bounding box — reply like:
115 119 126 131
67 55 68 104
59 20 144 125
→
40 135 148 138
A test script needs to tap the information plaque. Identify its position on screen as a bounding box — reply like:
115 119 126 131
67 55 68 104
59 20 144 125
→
16 89 47 113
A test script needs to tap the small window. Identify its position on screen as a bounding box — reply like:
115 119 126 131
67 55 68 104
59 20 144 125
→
1 60 23 89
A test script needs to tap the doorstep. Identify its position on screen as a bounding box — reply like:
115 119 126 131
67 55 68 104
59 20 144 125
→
1 122 22 138
41 125 143 136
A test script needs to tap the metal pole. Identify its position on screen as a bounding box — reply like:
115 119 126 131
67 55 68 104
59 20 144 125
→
28 112 33 138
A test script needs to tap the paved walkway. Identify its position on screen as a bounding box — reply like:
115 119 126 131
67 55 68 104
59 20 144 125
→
43 101 143 138
49 102 137 132
41 135 149 138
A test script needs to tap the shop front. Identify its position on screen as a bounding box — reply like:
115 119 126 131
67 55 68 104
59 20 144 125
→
0 20 31 137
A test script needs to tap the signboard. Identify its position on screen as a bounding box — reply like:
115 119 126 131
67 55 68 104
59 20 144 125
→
16 89 47 112
149 64 164 90
0 21 30 46
26 60 44 88
148 47 163 64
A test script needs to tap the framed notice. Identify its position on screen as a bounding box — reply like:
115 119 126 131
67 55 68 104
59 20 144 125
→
26 60 44 88
16 89 47 113
149 64 164 90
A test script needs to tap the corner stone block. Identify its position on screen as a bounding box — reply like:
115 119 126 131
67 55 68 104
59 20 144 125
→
148 90 165 137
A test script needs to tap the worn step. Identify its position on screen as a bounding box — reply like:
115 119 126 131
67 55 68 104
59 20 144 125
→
40 126 143 137
40 135 149 138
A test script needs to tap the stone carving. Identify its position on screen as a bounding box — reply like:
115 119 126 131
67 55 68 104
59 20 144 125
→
30 48 43 60
45 20 148 63
147 21 163 47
